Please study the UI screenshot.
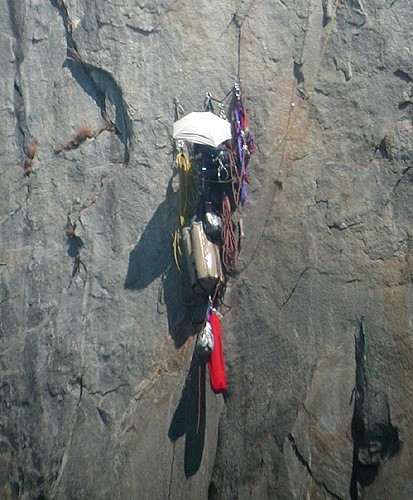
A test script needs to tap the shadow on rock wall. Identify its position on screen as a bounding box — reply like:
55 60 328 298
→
52 0 132 162
168 356 207 478
124 178 207 347
350 318 401 498
124 178 209 476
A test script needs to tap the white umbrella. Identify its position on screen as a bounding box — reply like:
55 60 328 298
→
173 111 232 147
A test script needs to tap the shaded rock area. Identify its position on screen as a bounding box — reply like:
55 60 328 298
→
0 0 412 498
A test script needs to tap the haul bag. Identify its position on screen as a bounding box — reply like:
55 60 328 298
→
207 311 227 393
182 221 223 295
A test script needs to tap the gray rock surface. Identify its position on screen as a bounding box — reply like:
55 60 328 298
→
1 0 412 498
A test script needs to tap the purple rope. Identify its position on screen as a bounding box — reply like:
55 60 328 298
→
234 103 247 203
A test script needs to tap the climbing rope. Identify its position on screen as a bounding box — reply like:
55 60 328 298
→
228 149 243 207
172 230 182 270
221 194 238 272
172 150 199 270
176 150 197 227
273 0 341 156
241 0 341 272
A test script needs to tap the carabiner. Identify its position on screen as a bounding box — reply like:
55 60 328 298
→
218 161 229 182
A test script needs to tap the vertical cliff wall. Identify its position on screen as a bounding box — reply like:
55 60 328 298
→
0 0 412 498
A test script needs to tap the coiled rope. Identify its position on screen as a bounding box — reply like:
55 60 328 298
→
176 151 197 227
173 150 198 269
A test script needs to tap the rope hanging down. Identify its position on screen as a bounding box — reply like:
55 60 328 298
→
221 194 238 272
241 0 341 272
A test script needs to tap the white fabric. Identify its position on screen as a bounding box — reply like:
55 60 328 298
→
198 320 214 352
173 111 232 147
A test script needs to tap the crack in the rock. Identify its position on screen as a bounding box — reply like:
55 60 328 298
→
22 185 34 229
78 374 84 403
7 0 24 64
393 165 413 191
327 221 362 231
13 81 28 151
288 433 343 499
293 60 305 85
87 383 129 397
52 0 132 163
314 183 363 232
0 205 23 226
226 0 257 79
7 0 32 155
282 267 316 307
65 162 129 222
125 23 158 35
51 373 85 497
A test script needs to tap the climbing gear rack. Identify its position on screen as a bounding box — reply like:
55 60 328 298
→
172 83 254 393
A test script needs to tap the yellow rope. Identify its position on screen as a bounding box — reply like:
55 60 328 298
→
172 229 182 270
176 151 197 227
173 151 198 270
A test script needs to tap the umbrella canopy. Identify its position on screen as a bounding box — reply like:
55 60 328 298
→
173 111 232 148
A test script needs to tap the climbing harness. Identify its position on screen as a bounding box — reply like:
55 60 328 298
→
172 82 254 393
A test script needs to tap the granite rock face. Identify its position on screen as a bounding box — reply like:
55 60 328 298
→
0 0 412 498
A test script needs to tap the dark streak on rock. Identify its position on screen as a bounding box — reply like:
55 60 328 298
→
7 0 30 153
288 433 343 499
282 267 314 307
393 69 412 83
293 60 305 85
125 23 158 36
97 407 111 425
88 383 128 397
327 221 361 231
321 0 331 27
393 165 413 191
65 216 87 287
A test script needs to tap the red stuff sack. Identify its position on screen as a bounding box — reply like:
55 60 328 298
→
207 311 227 393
